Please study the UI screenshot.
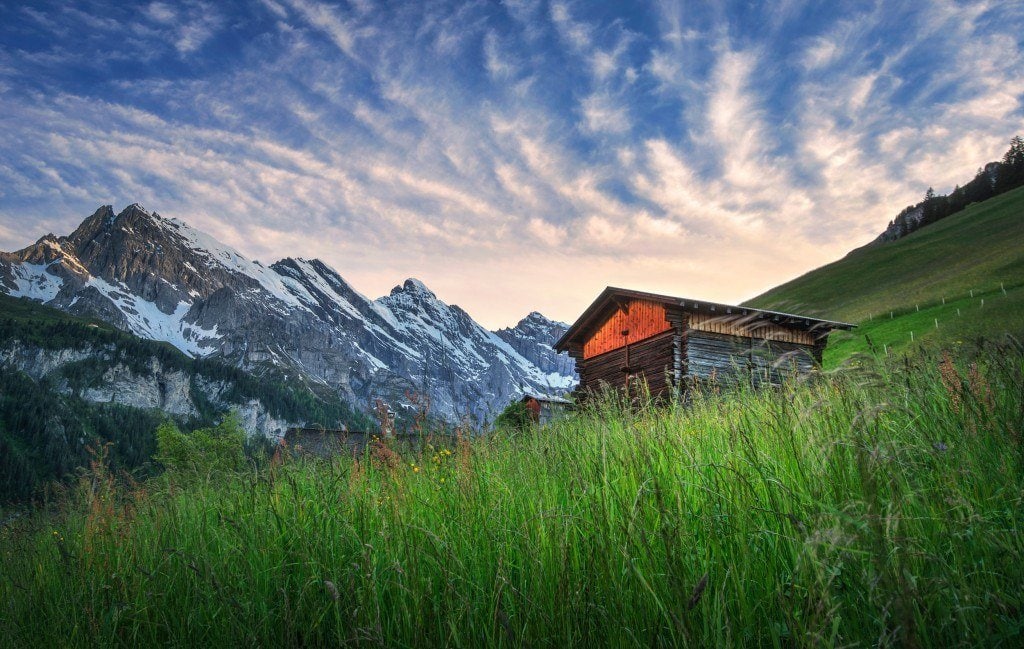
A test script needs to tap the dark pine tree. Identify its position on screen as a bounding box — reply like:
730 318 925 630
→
995 135 1024 193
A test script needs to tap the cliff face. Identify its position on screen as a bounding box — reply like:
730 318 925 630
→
0 204 577 424
494 312 576 382
0 340 294 439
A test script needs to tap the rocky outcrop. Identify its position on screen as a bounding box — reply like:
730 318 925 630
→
871 206 924 245
494 312 576 380
0 342 100 382
79 361 197 417
0 340 296 439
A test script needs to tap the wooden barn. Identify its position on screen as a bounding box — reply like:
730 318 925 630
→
554 287 854 398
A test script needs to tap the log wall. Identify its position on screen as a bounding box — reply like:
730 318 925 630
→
688 312 817 345
583 299 672 359
686 330 818 387
577 330 677 396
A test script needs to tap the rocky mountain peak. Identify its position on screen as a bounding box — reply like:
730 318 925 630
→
8 233 67 267
392 277 436 299
519 311 562 327
503 311 569 336
65 203 165 252
494 311 576 379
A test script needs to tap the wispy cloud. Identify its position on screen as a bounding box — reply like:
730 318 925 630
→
0 0 1021 327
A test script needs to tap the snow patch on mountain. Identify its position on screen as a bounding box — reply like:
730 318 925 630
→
85 275 221 357
277 258 367 321
158 215 305 313
7 262 64 302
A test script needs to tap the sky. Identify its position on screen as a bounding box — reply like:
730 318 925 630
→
0 0 1022 328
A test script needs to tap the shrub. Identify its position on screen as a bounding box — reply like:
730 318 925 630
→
154 411 246 478
493 399 533 431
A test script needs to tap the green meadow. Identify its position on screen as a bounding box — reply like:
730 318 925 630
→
2 343 1022 647
822 283 1024 367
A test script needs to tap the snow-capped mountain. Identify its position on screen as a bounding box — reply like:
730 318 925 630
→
0 204 577 424
495 312 576 380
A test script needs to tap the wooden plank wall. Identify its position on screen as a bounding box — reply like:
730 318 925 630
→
688 312 817 346
583 299 672 359
578 330 677 396
686 331 750 385
686 330 817 387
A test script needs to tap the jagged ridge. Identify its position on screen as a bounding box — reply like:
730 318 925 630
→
0 204 577 424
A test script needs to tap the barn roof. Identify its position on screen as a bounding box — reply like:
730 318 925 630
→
554 286 855 351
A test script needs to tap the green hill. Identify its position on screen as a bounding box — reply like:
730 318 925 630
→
747 186 1024 364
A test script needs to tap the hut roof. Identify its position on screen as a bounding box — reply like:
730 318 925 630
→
555 286 855 351
520 394 572 405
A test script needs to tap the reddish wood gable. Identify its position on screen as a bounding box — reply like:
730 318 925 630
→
582 299 672 359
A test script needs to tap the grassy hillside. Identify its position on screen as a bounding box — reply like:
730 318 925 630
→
2 344 1022 647
821 283 1024 366
748 186 1024 364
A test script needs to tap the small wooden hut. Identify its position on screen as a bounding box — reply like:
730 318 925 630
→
277 427 365 459
520 394 572 425
554 287 853 397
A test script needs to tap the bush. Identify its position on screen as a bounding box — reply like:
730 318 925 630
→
155 411 246 478
493 399 533 431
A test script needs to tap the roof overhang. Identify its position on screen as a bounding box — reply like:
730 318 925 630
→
554 286 856 352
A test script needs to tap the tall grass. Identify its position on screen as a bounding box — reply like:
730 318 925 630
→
3 342 1023 647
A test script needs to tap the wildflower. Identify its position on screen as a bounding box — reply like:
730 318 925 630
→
933 441 948 452
938 351 963 412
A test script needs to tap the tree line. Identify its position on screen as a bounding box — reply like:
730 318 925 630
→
883 135 1024 239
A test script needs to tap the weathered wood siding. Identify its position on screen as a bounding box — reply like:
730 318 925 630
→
686 330 818 386
689 312 817 345
583 299 672 359
578 330 677 396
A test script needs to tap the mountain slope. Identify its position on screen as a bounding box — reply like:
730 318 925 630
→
747 186 1024 363
748 186 1024 321
0 204 576 423
0 293 374 502
495 312 575 381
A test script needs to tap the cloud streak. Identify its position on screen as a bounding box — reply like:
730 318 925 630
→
0 0 1021 327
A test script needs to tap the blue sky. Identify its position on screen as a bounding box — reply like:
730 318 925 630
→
1 0 1022 327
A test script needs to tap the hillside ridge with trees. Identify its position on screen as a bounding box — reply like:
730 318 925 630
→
870 136 1023 245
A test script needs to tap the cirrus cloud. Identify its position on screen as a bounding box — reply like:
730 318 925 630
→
0 0 1021 327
